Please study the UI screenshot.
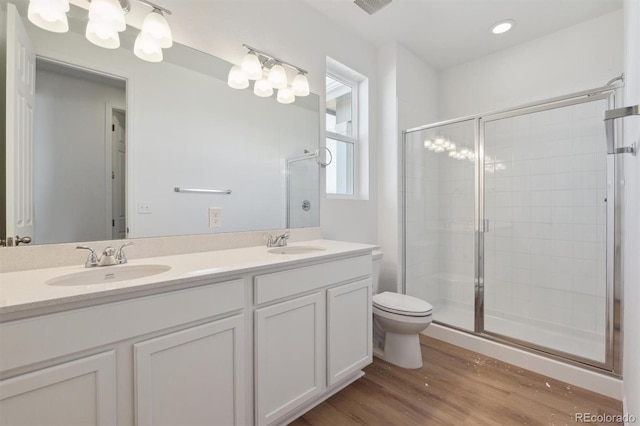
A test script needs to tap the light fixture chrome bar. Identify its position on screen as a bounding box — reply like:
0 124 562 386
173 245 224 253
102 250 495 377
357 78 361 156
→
174 187 232 194
138 0 172 15
118 0 131 13
243 44 308 74
89 0 132 13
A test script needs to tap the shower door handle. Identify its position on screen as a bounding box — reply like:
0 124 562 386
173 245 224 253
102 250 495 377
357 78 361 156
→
603 104 639 155
483 219 489 233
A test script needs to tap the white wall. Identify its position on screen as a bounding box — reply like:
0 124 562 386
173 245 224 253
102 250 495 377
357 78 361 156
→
622 0 640 421
377 43 439 292
439 10 624 120
34 65 125 244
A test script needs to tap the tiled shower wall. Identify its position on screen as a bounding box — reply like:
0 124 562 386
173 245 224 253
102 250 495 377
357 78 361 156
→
483 99 608 334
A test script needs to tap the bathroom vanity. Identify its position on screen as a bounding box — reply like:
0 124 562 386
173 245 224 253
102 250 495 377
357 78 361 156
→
0 240 374 426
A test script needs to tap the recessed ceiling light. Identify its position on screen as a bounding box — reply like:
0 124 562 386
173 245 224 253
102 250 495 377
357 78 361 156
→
490 19 516 35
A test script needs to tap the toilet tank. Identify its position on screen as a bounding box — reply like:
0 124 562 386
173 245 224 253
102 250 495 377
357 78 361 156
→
372 249 383 294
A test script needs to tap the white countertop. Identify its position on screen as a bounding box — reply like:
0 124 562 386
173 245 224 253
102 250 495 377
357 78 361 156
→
0 239 375 317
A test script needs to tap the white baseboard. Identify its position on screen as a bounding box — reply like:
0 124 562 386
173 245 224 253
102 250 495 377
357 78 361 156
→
423 323 623 400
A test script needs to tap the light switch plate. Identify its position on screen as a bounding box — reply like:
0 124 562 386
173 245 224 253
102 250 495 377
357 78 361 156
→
138 202 152 214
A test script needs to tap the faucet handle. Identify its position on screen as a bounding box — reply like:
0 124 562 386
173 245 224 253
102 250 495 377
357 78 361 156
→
116 242 134 264
76 246 98 268
262 232 276 247
275 231 290 247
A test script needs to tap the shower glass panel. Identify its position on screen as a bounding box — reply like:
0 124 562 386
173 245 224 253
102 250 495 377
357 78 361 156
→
482 98 610 363
287 155 320 228
404 119 476 331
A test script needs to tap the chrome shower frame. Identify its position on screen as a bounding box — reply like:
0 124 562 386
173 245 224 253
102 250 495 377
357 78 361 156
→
402 84 624 376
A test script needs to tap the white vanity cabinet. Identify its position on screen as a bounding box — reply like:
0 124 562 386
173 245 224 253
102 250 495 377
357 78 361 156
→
134 314 246 426
327 278 372 386
253 255 372 426
0 278 246 426
0 351 117 426
255 293 325 425
0 243 375 426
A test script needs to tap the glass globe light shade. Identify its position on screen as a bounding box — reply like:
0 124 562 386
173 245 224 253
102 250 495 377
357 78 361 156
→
277 87 295 104
268 63 287 90
86 21 120 49
134 32 163 62
88 0 126 32
141 10 172 48
241 52 263 80
291 72 310 96
227 65 249 89
253 78 273 97
28 0 69 33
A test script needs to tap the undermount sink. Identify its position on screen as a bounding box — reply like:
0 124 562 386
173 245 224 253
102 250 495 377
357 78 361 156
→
267 246 326 255
46 264 171 286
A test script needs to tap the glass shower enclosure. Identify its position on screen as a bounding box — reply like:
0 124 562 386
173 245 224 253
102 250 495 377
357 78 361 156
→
403 86 621 373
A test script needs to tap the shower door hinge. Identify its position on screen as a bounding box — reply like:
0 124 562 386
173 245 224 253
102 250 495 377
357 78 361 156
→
613 142 637 156
483 219 489 232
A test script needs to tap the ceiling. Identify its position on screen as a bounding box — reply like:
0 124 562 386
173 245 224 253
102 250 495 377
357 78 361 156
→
303 0 623 69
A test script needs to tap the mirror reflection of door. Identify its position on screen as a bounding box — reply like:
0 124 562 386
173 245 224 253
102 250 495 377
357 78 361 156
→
4 3 36 246
111 109 126 239
34 59 126 244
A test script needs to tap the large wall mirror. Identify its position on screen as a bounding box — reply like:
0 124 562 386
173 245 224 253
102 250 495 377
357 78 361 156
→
1 0 320 247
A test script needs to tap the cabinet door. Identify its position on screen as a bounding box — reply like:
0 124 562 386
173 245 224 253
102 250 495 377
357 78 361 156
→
0 351 116 425
255 293 324 426
327 278 372 386
134 315 245 426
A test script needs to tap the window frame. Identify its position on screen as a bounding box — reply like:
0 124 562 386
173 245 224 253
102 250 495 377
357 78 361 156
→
325 72 359 198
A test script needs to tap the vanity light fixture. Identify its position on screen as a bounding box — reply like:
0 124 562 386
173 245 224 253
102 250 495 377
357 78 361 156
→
229 44 310 104
28 0 173 62
490 19 515 35
27 0 70 33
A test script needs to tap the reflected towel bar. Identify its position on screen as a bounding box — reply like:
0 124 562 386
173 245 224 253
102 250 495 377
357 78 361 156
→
174 187 232 194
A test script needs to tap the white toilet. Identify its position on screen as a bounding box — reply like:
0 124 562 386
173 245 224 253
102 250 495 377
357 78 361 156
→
372 250 433 369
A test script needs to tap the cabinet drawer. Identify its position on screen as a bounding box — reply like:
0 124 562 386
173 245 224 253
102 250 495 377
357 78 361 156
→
0 279 245 373
254 255 371 305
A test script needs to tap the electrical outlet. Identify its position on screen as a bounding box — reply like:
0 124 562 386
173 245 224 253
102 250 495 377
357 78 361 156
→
209 207 222 228
137 202 152 214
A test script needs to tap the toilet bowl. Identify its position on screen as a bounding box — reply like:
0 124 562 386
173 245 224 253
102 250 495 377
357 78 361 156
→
372 251 433 369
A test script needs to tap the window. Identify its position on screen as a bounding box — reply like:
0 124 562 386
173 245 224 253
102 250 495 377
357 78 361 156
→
325 59 368 199
325 75 356 195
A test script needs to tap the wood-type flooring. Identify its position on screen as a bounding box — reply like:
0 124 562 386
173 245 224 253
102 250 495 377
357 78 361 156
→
290 335 624 426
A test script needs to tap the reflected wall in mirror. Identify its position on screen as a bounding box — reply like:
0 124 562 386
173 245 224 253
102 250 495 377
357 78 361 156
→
1 0 320 246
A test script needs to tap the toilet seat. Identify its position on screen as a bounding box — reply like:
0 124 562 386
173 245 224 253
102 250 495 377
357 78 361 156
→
373 292 433 317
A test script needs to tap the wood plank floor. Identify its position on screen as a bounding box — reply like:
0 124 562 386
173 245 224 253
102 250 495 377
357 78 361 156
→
291 335 623 426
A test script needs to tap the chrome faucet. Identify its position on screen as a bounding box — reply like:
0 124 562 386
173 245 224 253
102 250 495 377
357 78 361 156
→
264 232 290 247
76 242 134 268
